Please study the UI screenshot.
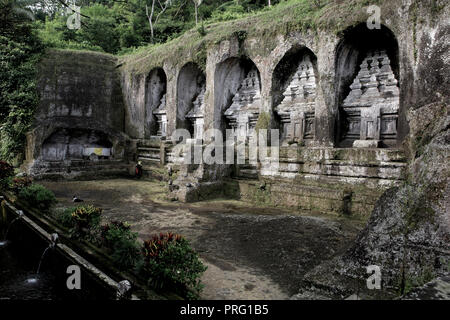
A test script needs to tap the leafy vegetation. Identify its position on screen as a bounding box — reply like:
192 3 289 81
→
32 1 282 54
18 183 57 210
100 220 142 270
0 0 44 163
8 175 33 193
68 204 103 240
138 232 207 299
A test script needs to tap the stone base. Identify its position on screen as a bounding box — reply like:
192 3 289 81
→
352 140 380 148
172 180 225 202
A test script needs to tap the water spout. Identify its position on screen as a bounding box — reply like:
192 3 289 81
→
35 233 59 274
116 280 132 299
0 210 24 247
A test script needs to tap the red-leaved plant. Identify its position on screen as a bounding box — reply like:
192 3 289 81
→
10 176 33 193
142 232 183 260
140 232 206 299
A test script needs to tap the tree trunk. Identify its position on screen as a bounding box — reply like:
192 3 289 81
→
195 3 198 25
146 1 155 43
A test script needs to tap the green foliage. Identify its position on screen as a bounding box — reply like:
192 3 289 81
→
100 221 142 270
53 207 77 229
209 2 247 22
139 232 207 299
59 204 103 241
18 183 57 210
0 0 44 162
31 0 283 54
8 175 33 193
70 204 102 228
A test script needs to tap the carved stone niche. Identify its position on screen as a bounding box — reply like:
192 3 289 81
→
274 55 317 146
153 94 167 138
186 84 206 142
224 67 262 142
342 50 399 148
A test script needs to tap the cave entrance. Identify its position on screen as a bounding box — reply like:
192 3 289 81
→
335 23 400 148
272 45 318 146
145 67 167 138
41 129 113 161
176 62 206 141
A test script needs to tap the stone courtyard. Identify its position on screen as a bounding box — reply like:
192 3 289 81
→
43 178 365 299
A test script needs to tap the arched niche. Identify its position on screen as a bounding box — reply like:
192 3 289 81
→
214 57 261 141
335 23 400 148
272 45 318 145
41 128 113 161
145 68 167 138
176 63 206 140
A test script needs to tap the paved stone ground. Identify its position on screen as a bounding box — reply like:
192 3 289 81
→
42 178 366 300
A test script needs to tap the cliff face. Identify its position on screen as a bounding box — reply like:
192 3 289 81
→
338 5 450 295
23 49 131 178
343 102 449 295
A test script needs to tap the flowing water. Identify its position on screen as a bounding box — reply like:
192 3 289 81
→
0 245 57 300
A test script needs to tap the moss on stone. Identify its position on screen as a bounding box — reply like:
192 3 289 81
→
254 112 271 134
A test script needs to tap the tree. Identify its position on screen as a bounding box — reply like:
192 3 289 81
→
0 0 43 162
191 0 201 25
145 0 172 43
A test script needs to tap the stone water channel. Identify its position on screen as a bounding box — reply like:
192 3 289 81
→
0 196 128 300
42 178 366 300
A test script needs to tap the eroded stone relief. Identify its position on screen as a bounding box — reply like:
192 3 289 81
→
274 54 317 145
153 93 167 138
41 129 113 161
224 67 262 141
186 84 206 141
342 50 399 148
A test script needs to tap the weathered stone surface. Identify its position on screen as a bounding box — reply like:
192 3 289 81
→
342 51 400 147
275 53 317 145
24 50 132 178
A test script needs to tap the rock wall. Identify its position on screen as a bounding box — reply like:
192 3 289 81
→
24 49 131 178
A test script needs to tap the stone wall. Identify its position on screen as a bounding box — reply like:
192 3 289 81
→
111 1 449 218
24 49 131 178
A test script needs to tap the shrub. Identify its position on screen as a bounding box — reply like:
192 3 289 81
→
139 233 207 299
53 207 77 229
9 176 33 193
69 205 103 240
18 183 57 210
101 221 142 270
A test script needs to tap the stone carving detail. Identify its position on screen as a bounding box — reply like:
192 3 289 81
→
224 67 261 141
342 50 400 147
275 55 317 145
186 84 206 141
153 94 167 137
